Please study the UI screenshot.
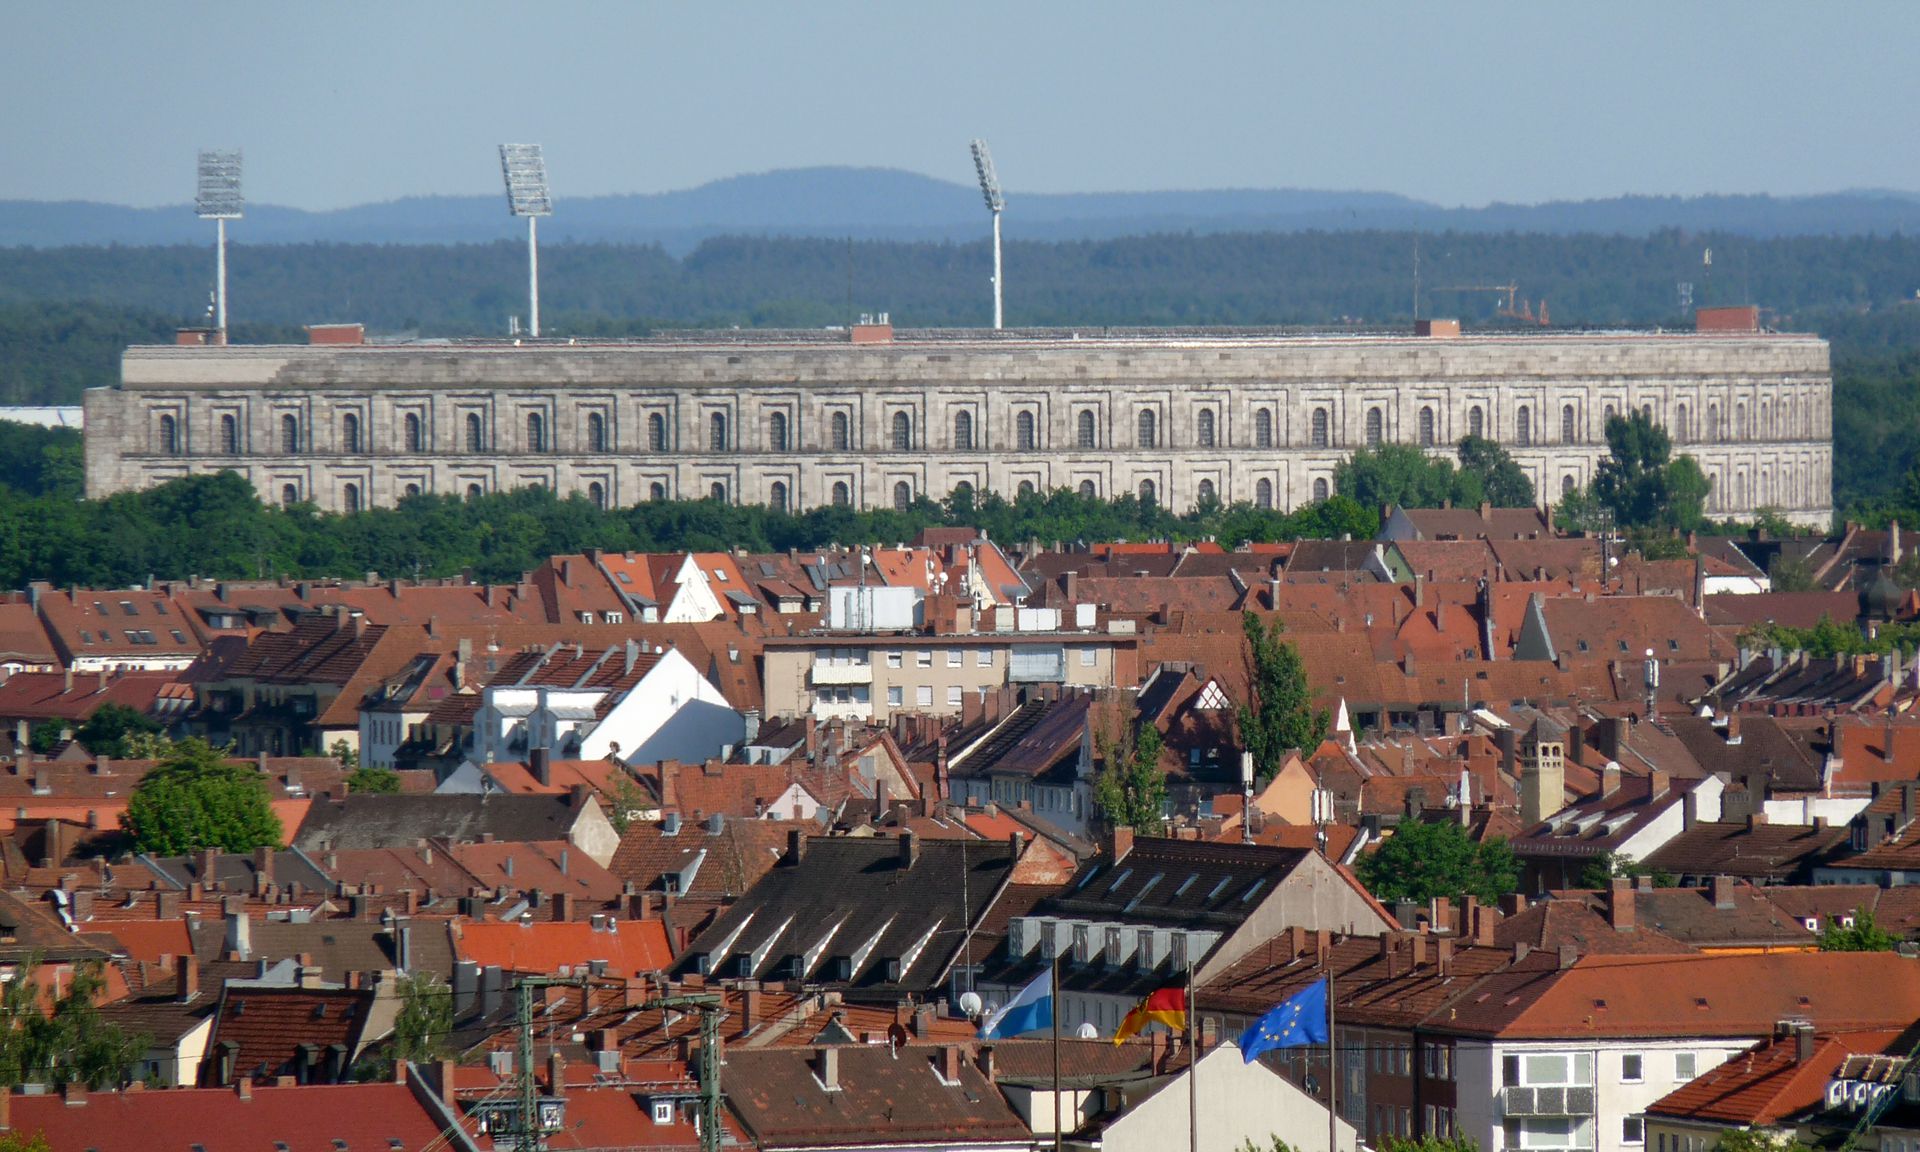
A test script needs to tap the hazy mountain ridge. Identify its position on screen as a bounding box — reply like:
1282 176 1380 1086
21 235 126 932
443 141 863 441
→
3 167 1917 251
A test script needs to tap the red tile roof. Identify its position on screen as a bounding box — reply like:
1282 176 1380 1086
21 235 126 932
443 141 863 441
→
7 1081 448 1152
1646 1030 1904 1125
207 985 374 1083
455 918 673 977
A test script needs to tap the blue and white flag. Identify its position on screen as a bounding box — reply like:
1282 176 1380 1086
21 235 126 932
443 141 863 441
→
978 969 1054 1040
1237 977 1330 1062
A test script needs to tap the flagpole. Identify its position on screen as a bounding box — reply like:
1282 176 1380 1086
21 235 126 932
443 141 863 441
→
1187 963 1199 1152
1052 950 1062 1152
1327 973 1339 1152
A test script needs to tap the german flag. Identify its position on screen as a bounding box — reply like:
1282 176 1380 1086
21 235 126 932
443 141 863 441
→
1112 986 1187 1044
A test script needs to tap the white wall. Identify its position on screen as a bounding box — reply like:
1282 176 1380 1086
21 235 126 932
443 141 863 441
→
588 647 745 765
1097 1045 1359 1152
1460 1038 1749 1152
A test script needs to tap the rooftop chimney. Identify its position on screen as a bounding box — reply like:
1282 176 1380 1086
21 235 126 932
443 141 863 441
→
898 830 920 871
1606 877 1635 933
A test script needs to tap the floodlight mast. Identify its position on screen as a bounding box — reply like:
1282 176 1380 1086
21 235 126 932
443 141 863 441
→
499 144 554 339
195 150 243 336
970 139 1005 330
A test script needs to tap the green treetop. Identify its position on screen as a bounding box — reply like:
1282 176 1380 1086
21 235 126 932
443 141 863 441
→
1236 612 1329 783
121 737 283 855
1355 819 1521 904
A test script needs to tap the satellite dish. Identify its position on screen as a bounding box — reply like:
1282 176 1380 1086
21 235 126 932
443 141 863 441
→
1076 1022 1099 1040
959 991 984 1017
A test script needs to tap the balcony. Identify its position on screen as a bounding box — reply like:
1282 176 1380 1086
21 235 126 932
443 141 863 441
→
811 659 873 685
1501 1086 1596 1117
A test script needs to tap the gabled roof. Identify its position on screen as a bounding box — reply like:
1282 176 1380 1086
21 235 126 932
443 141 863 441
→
456 918 672 977
294 793 590 852
206 984 373 1083
1039 838 1311 932
0 669 182 723
5 1081 449 1152
607 817 796 902
1646 1030 1906 1125
722 1045 1032 1149
35 587 205 660
1641 820 1850 882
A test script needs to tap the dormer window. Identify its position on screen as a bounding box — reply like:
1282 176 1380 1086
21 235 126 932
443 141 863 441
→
652 1100 675 1125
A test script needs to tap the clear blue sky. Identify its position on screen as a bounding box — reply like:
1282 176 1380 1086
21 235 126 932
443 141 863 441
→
12 1 1919 210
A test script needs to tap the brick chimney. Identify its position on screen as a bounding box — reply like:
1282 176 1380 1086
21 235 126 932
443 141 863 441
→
1712 874 1736 910
786 828 807 866
1606 877 1635 932
898 831 920 871
814 1047 840 1090
176 955 199 1002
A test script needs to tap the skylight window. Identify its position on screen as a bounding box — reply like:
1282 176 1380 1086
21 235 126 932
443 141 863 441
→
1104 868 1133 894
1206 875 1234 901
1123 874 1164 912
1240 878 1267 903
1074 866 1102 891
1173 873 1200 898
119 600 138 616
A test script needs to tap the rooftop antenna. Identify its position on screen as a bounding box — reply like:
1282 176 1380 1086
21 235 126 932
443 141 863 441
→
195 150 243 337
499 144 553 339
970 139 1005 330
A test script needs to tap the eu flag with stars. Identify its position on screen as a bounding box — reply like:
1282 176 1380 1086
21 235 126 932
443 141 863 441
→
1238 978 1330 1062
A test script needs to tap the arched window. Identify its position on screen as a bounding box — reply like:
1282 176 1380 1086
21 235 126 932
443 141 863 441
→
769 481 788 513
1515 406 1532 446
1197 478 1217 504
709 481 727 502
1561 404 1576 444
831 412 851 451
1077 410 1097 449
1418 407 1436 448
768 411 789 452
708 413 728 452
1138 478 1157 505
587 412 607 453
525 412 545 453
587 482 606 510
341 412 362 454
1079 480 1097 499
219 413 239 455
1017 411 1037 451
1641 404 1653 425
1708 403 1721 439
1736 473 1748 507
343 483 361 513
281 484 299 506
1736 403 1747 439
953 480 974 504
1761 402 1772 438
156 413 179 455
832 481 851 507
1310 407 1329 448
1468 406 1485 439
465 413 484 453
1255 478 1273 509
466 483 484 501
647 412 667 452
1255 408 1274 449
893 481 912 510
1561 475 1576 497
891 412 912 451
1137 408 1157 449
953 410 973 450
1312 477 1330 502
649 481 666 501
403 483 421 499
1017 480 1036 499
1604 404 1617 427
1675 404 1689 443
1197 409 1216 448
1364 407 1383 446
404 412 423 452
279 413 300 454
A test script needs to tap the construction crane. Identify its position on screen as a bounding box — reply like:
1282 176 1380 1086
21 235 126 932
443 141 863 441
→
1430 283 1550 325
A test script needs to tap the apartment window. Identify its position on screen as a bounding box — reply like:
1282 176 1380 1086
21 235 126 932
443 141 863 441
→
1255 478 1273 509
1365 406 1383 446
1504 1118 1594 1151
769 411 789 452
1079 648 1096 667
831 411 851 450
709 412 728 451
916 685 933 708
1469 405 1485 438
887 651 903 668
1255 407 1274 448
916 651 932 668
1312 477 1329 502
887 686 903 707
465 412 484 452
831 481 850 508
1674 1052 1696 1081
1197 409 1216 447
220 413 240 454
947 686 963 707
947 649 962 667
587 411 607 452
523 412 544 452
1504 1052 1593 1087
1623 1118 1645 1145
1310 407 1329 447
1016 410 1037 450
1419 406 1436 447
1077 409 1096 449
769 481 788 514
891 411 913 450
647 412 667 451
1622 1054 1643 1083
953 409 974 450
1561 404 1577 443
1515 405 1532 446
158 413 180 455
652 1101 674 1126
977 649 992 667
281 413 301 454
893 481 912 510
404 412 423 451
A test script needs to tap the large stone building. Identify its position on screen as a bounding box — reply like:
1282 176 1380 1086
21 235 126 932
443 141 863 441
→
85 326 1833 524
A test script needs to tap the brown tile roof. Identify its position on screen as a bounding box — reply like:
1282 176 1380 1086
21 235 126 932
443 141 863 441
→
0 602 54 663
1494 896 1696 956
455 918 672 977
1704 591 1861 630
35 587 205 662
0 669 183 724
1645 1030 1905 1125
7 1081 449 1152
722 1045 1032 1149
607 817 796 901
206 984 374 1083
1200 933 1515 1028
1641 820 1850 882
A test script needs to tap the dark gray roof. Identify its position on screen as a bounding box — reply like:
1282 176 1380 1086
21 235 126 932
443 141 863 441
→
293 794 587 852
1039 839 1311 932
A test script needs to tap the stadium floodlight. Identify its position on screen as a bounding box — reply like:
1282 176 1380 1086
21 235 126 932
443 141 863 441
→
195 150 243 334
499 143 554 339
970 139 1005 330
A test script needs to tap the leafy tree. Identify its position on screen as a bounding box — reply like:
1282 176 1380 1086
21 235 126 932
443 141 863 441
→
329 738 359 771
1356 820 1521 903
26 723 60 755
605 771 654 835
1818 906 1899 952
1094 722 1168 832
1379 1137 1484 1152
74 703 162 760
1456 436 1536 508
1590 411 1711 533
0 959 145 1088
1236 613 1329 782
1711 1129 1813 1152
1333 443 1473 512
346 766 402 795
390 971 454 1065
1577 851 1675 889
0 1132 53 1152
121 738 283 855
1238 1140 1300 1152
